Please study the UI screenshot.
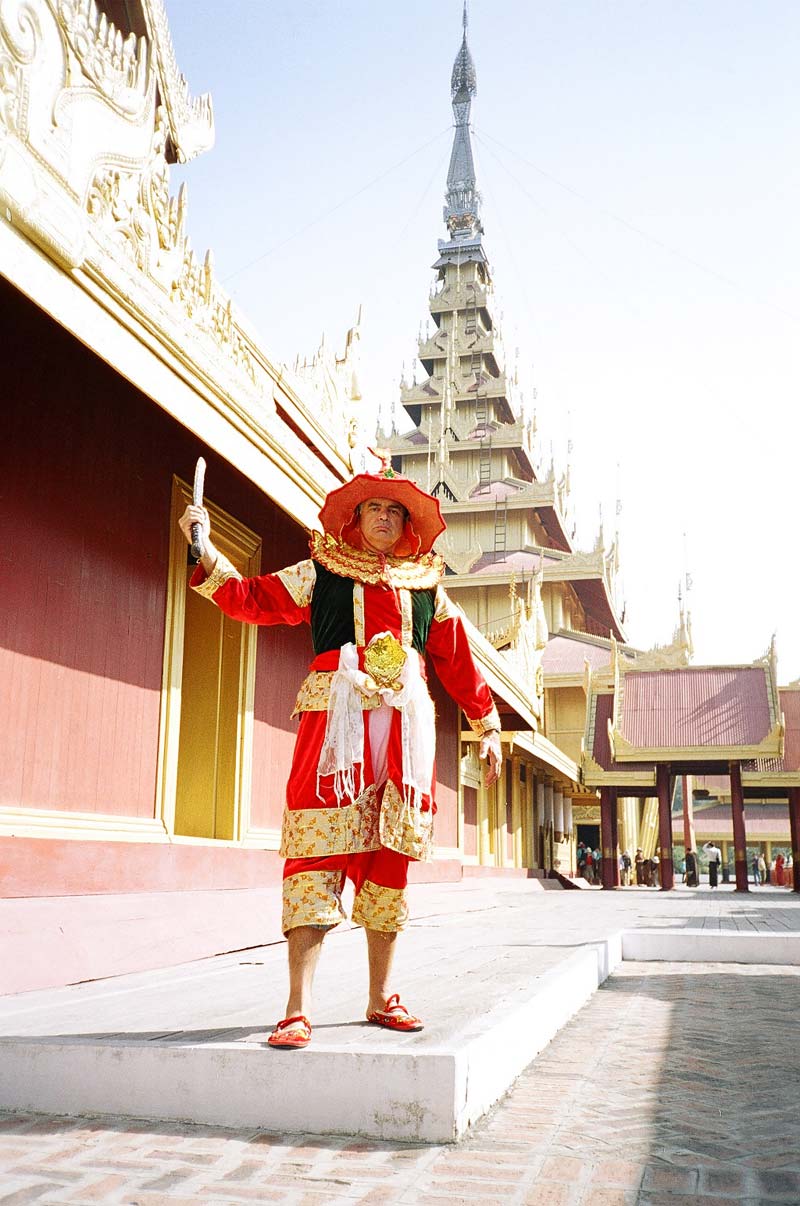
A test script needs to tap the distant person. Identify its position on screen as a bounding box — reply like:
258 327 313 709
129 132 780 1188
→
775 853 786 886
751 854 761 886
621 850 632 886
704 842 722 888
685 848 699 887
593 848 602 884
758 853 767 885
635 848 645 886
651 852 661 888
584 846 594 883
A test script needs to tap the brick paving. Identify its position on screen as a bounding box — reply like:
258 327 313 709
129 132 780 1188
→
2 959 799 1204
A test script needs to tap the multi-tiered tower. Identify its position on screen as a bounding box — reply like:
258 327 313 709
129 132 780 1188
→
387 8 625 748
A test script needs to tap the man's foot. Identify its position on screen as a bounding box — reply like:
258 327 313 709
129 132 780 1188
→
267 1014 312 1049
366 993 424 1032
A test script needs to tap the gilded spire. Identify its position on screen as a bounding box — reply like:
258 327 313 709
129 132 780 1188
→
443 3 482 241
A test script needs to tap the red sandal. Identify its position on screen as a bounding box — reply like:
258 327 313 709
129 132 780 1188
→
366 993 424 1032
267 1014 312 1049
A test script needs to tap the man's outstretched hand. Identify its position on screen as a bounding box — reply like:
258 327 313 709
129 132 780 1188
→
479 730 502 786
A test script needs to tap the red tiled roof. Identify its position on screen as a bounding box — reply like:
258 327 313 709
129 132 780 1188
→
469 550 560 575
619 667 772 750
469 480 520 501
779 688 800 770
590 693 650 773
542 633 631 675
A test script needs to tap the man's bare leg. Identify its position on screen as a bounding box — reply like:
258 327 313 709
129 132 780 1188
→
284 925 326 1018
365 927 398 1015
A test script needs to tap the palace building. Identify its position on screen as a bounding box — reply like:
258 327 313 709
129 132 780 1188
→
0 0 588 995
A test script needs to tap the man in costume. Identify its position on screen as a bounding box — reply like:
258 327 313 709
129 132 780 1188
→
178 465 502 1049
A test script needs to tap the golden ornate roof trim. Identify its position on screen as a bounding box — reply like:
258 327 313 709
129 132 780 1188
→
140 0 215 162
609 721 785 766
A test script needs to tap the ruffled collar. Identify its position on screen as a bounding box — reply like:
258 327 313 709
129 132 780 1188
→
309 531 444 589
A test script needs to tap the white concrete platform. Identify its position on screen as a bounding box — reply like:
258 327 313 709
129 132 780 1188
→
1 880 799 1142
622 926 800 965
0 937 621 1143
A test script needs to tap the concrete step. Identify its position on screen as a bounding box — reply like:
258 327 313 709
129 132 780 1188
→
0 937 621 1143
2 881 798 1144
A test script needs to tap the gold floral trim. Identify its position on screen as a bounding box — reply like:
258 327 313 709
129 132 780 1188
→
379 779 434 862
433 584 463 622
192 553 242 600
353 581 366 646
276 559 316 607
279 786 382 857
399 589 413 647
292 671 384 714
281 870 347 934
467 705 502 737
309 531 444 589
352 879 409 933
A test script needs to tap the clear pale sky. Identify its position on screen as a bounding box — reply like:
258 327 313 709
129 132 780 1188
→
168 1 800 678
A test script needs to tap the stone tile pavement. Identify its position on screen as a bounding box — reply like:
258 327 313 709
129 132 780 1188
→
2 957 799 1205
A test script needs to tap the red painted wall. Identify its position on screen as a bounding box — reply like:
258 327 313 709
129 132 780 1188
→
1 281 309 881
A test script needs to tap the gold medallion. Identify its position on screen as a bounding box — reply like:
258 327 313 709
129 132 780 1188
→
364 633 407 691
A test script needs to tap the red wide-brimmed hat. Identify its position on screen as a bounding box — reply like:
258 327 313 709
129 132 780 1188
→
319 467 446 556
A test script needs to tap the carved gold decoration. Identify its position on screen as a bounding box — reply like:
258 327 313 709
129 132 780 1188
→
139 0 214 162
85 106 258 386
309 531 443 589
0 51 23 135
364 633 407 691
58 0 149 115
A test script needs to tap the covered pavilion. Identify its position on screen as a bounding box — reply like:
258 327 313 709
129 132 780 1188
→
581 645 800 894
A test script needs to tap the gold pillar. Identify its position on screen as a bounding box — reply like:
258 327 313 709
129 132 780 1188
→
639 797 659 859
619 796 639 856
499 758 512 867
511 755 523 867
478 779 491 866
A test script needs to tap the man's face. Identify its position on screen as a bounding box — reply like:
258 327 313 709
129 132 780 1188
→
358 497 407 554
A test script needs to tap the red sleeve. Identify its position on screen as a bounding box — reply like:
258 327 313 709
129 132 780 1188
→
424 592 497 725
190 560 311 627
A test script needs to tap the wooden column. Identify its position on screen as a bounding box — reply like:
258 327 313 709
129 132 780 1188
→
600 786 616 890
681 774 696 859
511 756 523 868
610 790 620 886
729 762 749 893
656 764 674 890
788 787 800 894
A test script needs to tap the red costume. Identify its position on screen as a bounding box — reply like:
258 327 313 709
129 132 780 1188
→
191 477 499 935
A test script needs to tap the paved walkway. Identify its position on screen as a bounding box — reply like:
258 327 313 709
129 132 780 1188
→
1 883 799 1203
